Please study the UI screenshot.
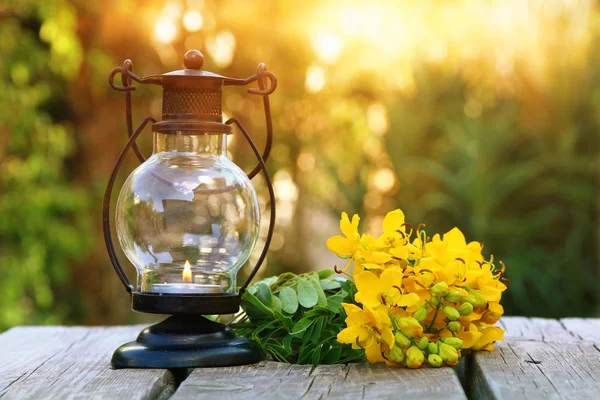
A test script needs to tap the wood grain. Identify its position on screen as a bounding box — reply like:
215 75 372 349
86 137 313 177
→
560 318 600 343
0 326 176 400
469 317 600 399
172 360 467 400
469 340 600 399
499 317 578 343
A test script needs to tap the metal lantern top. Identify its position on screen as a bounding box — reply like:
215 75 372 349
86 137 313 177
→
109 49 277 133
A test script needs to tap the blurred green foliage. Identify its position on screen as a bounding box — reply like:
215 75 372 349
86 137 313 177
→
0 0 598 330
386 64 599 317
0 0 92 329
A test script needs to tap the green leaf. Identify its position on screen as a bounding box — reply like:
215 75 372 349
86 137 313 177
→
255 283 273 306
273 295 282 311
320 279 341 290
273 309 293 330
241 290 274 319
290 317 314 336
310 276 328 308
323 346 342 364
326 294 343 313
317 269 335 279
279 287 299 314
282 334 293 353
297 279 318 308
311 344 323 366
310 317 325 344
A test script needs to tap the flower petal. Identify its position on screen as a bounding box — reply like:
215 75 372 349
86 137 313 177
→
342 303 369 326
365 342 384 364
397 292 420 308
340 212 360 239
355 271 384 294
326 236 354 257
382 209 406 233
380 267 403 291
459 330 483 349
337 326 360 344
381 327 395 348
443 227 467 248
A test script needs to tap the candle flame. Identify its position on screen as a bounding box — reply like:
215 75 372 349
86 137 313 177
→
183 260 192 283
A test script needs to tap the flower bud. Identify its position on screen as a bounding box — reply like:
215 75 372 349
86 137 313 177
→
431 296 440 306
431 282 449 297
413 307 428 322
389 345 405 363
427 342 439 354
458 302 473 316
443 305 460 321
443 337 464 350
445 290 461 303
461 295 477 305
428 353 443 367
448 321 461 332
417 337 429 350
405 346 425 369
472 290 488 307
438 342 459 366
394 331 411 348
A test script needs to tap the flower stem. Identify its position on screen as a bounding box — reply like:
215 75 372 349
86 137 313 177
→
426 303 441 333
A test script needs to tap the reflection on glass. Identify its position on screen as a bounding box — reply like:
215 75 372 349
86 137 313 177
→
116 132 259 295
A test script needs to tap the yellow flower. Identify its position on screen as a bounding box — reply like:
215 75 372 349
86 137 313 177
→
472 325 504 351
481 302 504 324
354 268 420 309
337 303 394 363
425 227 484 265
456 323 481 349
359 251 394 271
327 212 362 273
373 210 408 249
327 212 361 257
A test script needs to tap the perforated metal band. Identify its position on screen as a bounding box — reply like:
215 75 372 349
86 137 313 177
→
162 87 222 116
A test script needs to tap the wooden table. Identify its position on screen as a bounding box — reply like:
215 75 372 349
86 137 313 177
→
0 317 598 399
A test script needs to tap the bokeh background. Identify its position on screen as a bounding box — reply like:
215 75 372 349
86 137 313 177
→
1 0 598 330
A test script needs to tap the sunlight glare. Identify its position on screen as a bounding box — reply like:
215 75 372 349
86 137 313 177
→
206 31 236 68
305 64 326 93
183 10 203 32
312 29 344 64
154 17 177 44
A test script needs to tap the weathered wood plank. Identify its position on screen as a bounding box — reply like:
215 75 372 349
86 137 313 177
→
500 317 578 343
560 318 600 343
172 360 466 400
0 326 176 400
468 334 600 399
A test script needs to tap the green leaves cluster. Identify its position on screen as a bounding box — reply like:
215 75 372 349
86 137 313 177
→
234 270 363 365
0 0 92 330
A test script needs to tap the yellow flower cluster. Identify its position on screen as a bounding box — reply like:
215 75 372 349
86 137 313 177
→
328 210 507 368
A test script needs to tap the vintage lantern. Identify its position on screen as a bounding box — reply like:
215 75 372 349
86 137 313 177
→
104 50 276 368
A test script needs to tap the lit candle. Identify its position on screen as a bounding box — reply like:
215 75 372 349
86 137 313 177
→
183 260 192 283
150 260 225 294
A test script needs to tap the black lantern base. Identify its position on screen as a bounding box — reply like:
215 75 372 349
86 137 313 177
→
111 315 262 369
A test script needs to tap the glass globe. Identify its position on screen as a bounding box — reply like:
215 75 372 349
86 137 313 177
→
116 131 259 295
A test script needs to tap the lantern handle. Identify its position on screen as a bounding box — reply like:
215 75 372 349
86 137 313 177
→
243 63 275 180
225 117 276 293
103 116 157 293
109 60 147 164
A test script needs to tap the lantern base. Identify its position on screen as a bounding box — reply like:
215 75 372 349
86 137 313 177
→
111 315 262 369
